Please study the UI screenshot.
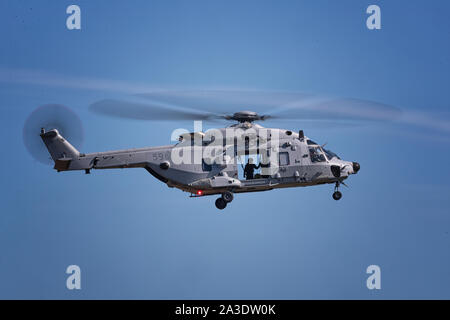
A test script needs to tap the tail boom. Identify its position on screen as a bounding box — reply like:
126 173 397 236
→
40 128 170 174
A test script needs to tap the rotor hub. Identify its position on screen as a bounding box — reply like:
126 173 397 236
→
227 110 265 123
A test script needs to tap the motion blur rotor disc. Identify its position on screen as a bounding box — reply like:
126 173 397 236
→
23 104 84 165
89 89 401 126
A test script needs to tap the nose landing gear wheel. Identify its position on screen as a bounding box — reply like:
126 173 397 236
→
332 191 342 201
215 197 227 210
333 181 343 200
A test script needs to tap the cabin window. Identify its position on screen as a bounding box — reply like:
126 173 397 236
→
279 152 290 166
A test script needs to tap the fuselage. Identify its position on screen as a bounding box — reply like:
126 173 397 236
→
41 122 360 197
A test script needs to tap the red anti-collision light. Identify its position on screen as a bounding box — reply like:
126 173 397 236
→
197 190 203 196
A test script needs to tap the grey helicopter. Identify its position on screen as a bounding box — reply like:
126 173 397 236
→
23 90 399 210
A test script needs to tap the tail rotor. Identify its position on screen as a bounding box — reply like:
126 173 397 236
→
23 104 84 165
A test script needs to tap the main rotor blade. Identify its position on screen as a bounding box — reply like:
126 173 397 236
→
136 89 401 123
136 89 301 113
89 99 224 121
267 96 402 122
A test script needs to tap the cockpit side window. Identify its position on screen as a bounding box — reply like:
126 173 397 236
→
324 148 340 160
309 147 326 163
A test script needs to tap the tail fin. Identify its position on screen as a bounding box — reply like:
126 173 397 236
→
40 129 80 170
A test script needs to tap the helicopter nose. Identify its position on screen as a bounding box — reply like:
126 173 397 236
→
352 162 360 174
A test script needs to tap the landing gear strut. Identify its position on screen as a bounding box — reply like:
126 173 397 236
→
215 191 234 210
333 182 342 201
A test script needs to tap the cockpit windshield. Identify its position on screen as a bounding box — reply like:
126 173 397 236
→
324 148 340 160
309 146 326 163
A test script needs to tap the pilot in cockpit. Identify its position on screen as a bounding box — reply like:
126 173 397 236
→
309 147 320 163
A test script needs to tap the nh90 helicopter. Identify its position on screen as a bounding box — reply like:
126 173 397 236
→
24 90 398 210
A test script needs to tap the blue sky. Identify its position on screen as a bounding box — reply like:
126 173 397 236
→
0 0 450 299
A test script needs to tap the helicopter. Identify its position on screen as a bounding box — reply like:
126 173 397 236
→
22 90 399 210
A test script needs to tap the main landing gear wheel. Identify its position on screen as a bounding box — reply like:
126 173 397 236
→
222 191 234 203
215 197 227 210
333 181 343 200
333 191 342 201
